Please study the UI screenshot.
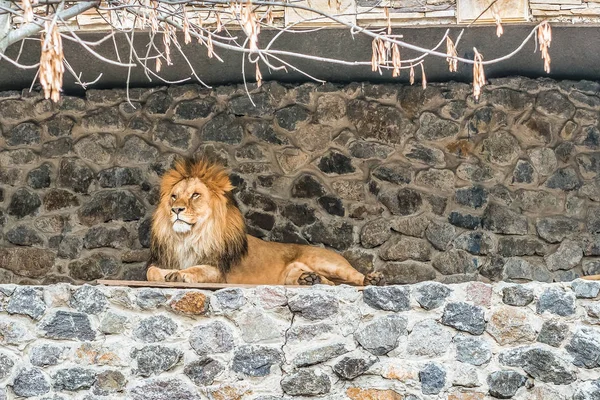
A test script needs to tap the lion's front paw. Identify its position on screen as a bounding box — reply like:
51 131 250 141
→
165 271 197 283
364 272 385 286
298 272 322 285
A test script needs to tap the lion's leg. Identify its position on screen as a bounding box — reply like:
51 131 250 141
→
283 262 333 286
303 257 385 286
165 265 225 283
583 274 600 280
147 265 173 281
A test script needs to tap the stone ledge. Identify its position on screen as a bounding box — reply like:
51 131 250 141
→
0 280 598 398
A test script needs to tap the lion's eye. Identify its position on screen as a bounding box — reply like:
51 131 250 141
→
171 194 176 201
191 193 200 199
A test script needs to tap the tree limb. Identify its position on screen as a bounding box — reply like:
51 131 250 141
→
0 0 98 53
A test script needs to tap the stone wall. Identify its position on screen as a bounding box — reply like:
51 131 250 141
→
1 77 600 284
0 281 599 399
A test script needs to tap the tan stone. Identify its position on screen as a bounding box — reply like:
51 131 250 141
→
294 124 334 152
487 306 537 345
381 363 419 382
169 292 208 315
448 392 486 400
347 388 404 400
333 180 365 201
209 385 251 400
276 148 310 174
75 343 123 366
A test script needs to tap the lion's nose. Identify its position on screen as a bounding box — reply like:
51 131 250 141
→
171 207 186 215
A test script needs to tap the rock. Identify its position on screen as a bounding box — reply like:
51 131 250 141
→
333 352 377 380
30 344 64 367
420 363 446 395
455 186 488 209
453 231 495 255
214 288 246 310
502 286 534 306
347 388 404 400
69 253 118 281
0 247 55 278
189 321 234 356
454 334 492 366
58 158 95 193
347 99 415 144
294 123 335 152
291 174 326 198
415 169 455 192
536 216 580 243
53 367 97 391
134 315 178 343
98 167 143 187
379 188 423 216
408 319 454 357
131 345 182 376
457 163 495 183
545 167 581 191
303 220 354 250
512 160 536 184
379 261 437 284
0 149 37 166
404 142 446 167
100 312 128 334
574 380 600 400
372 163 412 185
184 357 224 386
7 286 46 319
288 292 339 320
482 203 528 235
318 195 345 216
441 302 486 335
354 315 407 355
40 311 96 341
425 221 456 250
293 343 348 367
6 122 41 146
129 378 200 400
70 285 107 314
360 219 391 248
201 113 243 144
536 287 576 317
572 279 600 298
349 140 393 159
153 121 194 150
275 105 310 130
92 370 127 395
487 306 536 345
588 206 600 233
536 90 575 119
363 286 410 312
480 131 520 166
448 211 482 230
78 190 145 225
47 116 75 136
247 120 288 145
415 282 452 310
173 98 215 120
8 188 41 218
566 327 600 368
58 235 84 259
343 247 374 272
0 353 14 379
12 368 50 397
6 225 44 247
281 369 331 396
317 94 346 124
416 112 458 141
44 189 80 211
499 346 575 385
432 249 479 275
232 345 281 376
27 163 52 189
238 190 277 212
84 226 130 249
544 240 583 271
229 92 275 117
537 320 568 347
498 236 546 257
487 370 526 399
145 91 172 114
118 136 160 164
74 133 117 164
380 235 431 262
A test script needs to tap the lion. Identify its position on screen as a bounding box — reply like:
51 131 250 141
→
146 158 384 286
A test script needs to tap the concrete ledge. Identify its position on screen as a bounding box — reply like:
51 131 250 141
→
0 280 599 398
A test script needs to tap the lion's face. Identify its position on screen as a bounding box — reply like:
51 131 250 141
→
166 177 213 234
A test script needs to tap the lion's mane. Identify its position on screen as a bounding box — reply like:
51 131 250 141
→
147 158 248 274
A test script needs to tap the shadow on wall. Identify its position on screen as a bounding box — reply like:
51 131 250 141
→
0 77 599 284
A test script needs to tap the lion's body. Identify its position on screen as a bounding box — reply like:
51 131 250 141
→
146 159 382 286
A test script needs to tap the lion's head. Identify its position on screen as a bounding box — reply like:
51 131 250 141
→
149 158 248 272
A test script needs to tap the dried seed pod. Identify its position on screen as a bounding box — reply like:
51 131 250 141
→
256 63 262 87
495 13 504 37
39 21 64 102
409 64 415 85
538 21 552 73
446 36 458 73
183 10 192 44
420 63 427 90
392 43 401 77
472 48 485 101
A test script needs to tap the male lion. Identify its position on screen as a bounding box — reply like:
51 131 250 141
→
146 158 384 286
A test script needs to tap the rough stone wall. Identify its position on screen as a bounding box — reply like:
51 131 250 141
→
0 281 599 399
1 77 600 284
